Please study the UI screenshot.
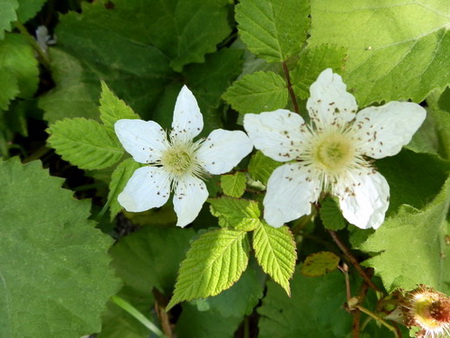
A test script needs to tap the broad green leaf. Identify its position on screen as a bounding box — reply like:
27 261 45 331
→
175 303 242 338
310 0 450 106
258 269 353 337
47 118 124 170
0 0 17 39
0 71 18 111
123 204 177 226
248 150 282 185
209 196 260 231
236 0 310 62
108 158 141 220
16 0 46 23
222 71 288 114
377 150 450 215
0 158 120 337
204 265 264 317
253 222 296 295
0 33 38 98
291 44 347 100
360 177 450 292
320 196 346 231
301 251 340 277
167 229 250 310
220 172 247 198
99 81 141 128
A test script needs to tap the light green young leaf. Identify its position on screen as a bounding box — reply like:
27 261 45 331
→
108 158 141 220
0 0 18 39
301 252 340 277
291 44 347 100
222 71 288 115
0 158 120 338
220 172 247 198
0 71 19 111
166 229 250 310
209 196 261 231
99 81 141 128
310 0 450 106
236 0 310 62
16 0 46 23
253 222 296 295
47 118 124 170
359 177 450 292
0 33 39 98
320 196 347 231
248 150 282 185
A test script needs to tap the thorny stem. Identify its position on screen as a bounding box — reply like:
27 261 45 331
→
14 21 51 69
282 61 300 115
327 230 380 292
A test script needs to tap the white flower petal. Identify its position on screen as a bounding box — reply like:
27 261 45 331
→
115 119 167 164
307 68 358 128
197 129 253 175
118 166 171 212
173 175 208 227
243 109 307 162
263 163 321 228
170 85 203 143
353 101 426 159
334 171 389 229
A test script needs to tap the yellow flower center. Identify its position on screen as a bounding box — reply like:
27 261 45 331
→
312 132 355 173
160 144 197 177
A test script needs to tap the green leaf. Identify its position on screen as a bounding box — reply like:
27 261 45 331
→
291 44 347 100
0 71 19 111
301 251 340 277
16 0 46 23
253 222 296 295
167 229 250 310
220 172 247 198
108 158 141 220
174 303 243 338
310 0 450 106
209 196 261 231
248 150 282 185
320 196 347 231
236 0 310 62
0 33 39 98
359 177 450 292
99 81 141 128
0 158 120 337
258 269 354 337
47 118 124 170
0 0 18 39
222 71 288 114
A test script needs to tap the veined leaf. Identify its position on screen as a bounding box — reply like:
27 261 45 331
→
0 0 18 39
222 71 288 115
248 150 282 185
253 222 296 295
99 81 141 129
236 0 310 62
0 158 120 337
166 229 250 310
16 0 46 23
220 172 247 198
209 197 260 231
0 71 19 111
108 158 141 220
301 252 340 277
320 196 347 231
47 118 124 170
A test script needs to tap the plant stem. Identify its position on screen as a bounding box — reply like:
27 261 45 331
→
153 289 173 338
282 61 300 115
111 295 165 337
327 230 380 292
14 21 51 69
356 305 399 338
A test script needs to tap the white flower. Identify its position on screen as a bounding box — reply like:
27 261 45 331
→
243 69 426 229
115 85 253 227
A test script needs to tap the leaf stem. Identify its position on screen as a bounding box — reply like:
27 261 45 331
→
282 61 300 115
355 305 400 338
153 289 173 338
14 21 51 69
327 230 380 292
111 295 165 337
